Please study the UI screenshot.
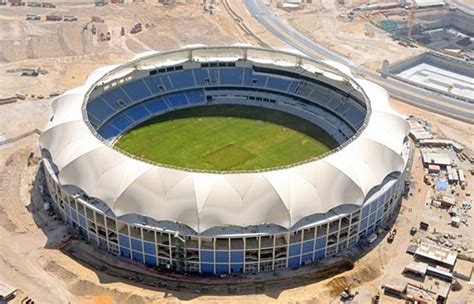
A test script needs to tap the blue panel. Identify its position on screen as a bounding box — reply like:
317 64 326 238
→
101 88 132 110
79 227 88 238
87 98 115 121
315 236 326 250
168 70 195 89
144 242 156 255
215 251 229 263
98 124 121 140
121 80 151 101
369 212 376 226
125 105 149 122
193 68 209 86
288 257 300 267
242 68 253 85
219 68 243 85
200 250 214 263
376 208 383 220
231 251 244 263
186 89 205 104
120 247 131 258
288 80 299 93
361 205 370 218
215 264 228 274
377 195 386 209
367 225 374 236
302 253 313 263
78 214 86 228
142 75 163 94
314 249 325 260
119 234 130 248
289 244 301 257
145 99 168 114
70 209 78 223
266 77 291 91
302 240 314 254
144 254 157 266
360 218 368 230
200 263 214 273
230 264 243 273
167 94 188 108
132 250 143 263
131 238 142 252
64 204 71 217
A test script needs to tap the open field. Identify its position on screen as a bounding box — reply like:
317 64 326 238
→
115 105 337 171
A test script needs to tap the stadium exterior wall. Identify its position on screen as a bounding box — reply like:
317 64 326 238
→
39 46 410 275
43 160 407 274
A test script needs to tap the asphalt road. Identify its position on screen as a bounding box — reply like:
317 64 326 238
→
243 0 474 123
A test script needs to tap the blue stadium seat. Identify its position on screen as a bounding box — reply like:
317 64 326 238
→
120 80 152 102
343 106 364 127
266 76 291 91
251 74 268 87
193 68 209 86
336 101 351 114
185 89 205 104
326 98 342 110
142 76 164 94
145 99 168 114
168 70 195 89
109 114 133 131
98 124 121 140
87 113 102 128
295 82 314 97
219 68 243 85
242 68 253 86
159 75 174 91
167 94 188 108
100 88 133 110
287 80 299 93
87 98 116 121
124 105 150 122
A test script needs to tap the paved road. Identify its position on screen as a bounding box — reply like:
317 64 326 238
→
243 0 474 123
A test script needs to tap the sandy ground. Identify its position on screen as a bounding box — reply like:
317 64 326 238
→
267 0 427 71
0 0 473 303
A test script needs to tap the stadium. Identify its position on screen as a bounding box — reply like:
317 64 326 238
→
39 46 410 275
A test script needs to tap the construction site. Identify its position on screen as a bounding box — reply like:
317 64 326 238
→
385 52 474 101
0 0 473 303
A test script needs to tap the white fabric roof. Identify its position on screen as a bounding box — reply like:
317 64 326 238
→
40 47 409 233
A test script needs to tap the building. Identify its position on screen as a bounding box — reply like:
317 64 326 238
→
414 244 457 269
440 195 455 207
419 139 464 153
421 150 452 167
0 281 17 302
39 46 410 275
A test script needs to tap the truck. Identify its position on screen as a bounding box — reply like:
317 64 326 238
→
130 23 142 34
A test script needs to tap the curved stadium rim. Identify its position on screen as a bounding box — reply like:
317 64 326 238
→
80 46 373 174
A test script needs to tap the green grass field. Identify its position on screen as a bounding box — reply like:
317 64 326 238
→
115 105 338 171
